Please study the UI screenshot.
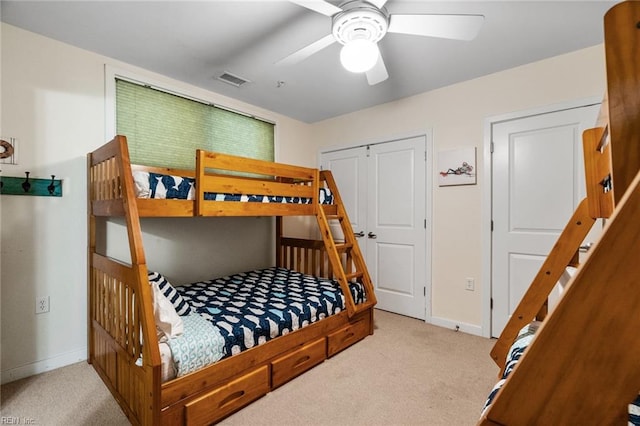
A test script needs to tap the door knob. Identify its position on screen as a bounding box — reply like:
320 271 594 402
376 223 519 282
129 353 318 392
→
579 242 594 252
368 232 377 239
354 231 365 238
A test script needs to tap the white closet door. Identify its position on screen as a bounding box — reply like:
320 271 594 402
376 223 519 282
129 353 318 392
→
321 135 428 319
320 146 368 255
367 136 426 319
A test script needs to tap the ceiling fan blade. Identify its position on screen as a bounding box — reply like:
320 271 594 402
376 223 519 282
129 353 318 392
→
388 14 485 41
366 50 389 86
275 34 336 66
288 0 342 17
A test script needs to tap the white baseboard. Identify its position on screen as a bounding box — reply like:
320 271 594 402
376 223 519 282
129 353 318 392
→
1 348 87 384
429 316 483 337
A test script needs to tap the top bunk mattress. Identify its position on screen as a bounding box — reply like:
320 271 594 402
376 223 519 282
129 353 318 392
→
133 170 334 204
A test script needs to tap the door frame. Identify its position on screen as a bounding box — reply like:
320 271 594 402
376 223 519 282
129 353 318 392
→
318 130 434 322
481 97 602 338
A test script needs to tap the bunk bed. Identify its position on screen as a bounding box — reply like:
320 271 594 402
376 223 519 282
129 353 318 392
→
478 1 640 424
87 136 377 425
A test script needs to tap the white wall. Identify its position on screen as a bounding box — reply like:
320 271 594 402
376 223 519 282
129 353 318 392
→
0 23 312 383
308 45 606 334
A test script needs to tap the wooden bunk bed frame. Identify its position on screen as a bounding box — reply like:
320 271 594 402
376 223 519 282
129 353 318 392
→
479 1 640 424
87 136 377 425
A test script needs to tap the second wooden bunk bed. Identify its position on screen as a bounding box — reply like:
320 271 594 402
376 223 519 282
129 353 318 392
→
87 137 377 425
479 1 640 424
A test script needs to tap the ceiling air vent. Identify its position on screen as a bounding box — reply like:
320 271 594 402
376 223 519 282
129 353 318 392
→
217 71 251 87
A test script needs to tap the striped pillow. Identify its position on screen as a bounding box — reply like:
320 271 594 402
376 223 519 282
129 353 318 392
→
148 271 191 316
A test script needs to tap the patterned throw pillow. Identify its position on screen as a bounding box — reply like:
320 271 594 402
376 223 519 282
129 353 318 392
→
148 173 195 200
148 271 191 316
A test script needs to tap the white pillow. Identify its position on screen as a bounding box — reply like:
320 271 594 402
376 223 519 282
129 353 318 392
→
151 281 184 342
132 170 151 198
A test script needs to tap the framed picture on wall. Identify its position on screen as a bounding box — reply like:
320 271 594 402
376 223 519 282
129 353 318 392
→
438 147 477 186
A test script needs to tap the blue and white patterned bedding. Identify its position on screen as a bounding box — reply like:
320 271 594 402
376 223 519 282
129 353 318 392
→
176 267 365 358
133 170 334 204
481 322 640 423
631 396 640 425
166 313 226 377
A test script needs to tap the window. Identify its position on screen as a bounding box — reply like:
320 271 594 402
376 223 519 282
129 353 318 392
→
115 78 274 170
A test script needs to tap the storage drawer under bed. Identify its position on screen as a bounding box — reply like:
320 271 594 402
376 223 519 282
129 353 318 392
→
327 316 370 357
271 337 326 388
185 366 270 425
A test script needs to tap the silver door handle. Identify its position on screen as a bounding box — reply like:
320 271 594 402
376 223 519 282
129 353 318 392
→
368 232 377 239
354 231 365 238
579 242 594 252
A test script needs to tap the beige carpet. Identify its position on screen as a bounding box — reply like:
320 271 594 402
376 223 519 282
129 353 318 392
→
1 310 497 425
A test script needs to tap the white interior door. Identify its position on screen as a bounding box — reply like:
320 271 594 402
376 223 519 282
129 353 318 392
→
367 137 427 319
319 147 368 254
491 104 600 337
321 135 428 320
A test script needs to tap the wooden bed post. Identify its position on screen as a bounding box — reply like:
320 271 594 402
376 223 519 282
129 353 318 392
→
87 154 96 364
115 136 162 424
88 136 162 425
603 0 640 203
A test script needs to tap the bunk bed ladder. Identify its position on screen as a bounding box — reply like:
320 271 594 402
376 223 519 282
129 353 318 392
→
316 170 377 318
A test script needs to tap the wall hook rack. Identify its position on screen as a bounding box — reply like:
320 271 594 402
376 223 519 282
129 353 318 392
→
0 172 62 197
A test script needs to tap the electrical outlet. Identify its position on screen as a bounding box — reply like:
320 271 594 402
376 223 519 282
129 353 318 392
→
36 296 50 314
465 278 475 291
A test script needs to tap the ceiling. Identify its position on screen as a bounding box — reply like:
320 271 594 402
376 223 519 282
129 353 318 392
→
1 1 616 123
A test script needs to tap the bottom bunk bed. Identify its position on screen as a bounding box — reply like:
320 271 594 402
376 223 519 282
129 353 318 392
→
100 263 373 425
88 136 376 425
150 266 367 383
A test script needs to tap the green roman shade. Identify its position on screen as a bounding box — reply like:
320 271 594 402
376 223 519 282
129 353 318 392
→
115 78 274 170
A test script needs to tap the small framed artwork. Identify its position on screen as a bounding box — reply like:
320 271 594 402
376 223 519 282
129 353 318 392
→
0 137 17 165
438 147 476 186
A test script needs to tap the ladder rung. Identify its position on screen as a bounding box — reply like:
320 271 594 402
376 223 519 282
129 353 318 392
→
345 271 364 281
335 243 353 253
322 205 343 220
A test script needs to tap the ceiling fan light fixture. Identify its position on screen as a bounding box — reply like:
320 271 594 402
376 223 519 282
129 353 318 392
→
340 39 379 73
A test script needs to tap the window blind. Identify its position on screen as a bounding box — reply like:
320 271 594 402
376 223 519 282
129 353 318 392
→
115 78 274 170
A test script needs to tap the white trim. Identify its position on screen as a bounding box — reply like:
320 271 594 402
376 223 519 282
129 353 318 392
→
318 130 434 323
318 129 429 155
429 315 483 337
1 348 86 384
481 116 493 338
481 96 602 338
424 129 434 323
104 65 116 141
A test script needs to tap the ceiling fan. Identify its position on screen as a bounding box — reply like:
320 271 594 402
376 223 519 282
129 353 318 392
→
277 0 484 85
